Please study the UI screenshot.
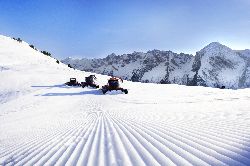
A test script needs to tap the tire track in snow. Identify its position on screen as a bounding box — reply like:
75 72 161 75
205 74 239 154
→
109 110 250 142
114 111 250 152
1 90 250 165
115 115 245 166
0 94 96 165
18 119 94 166
53 118 97 166
108 108 250 164
104 113 163 166
1 119 92 165
107 114 191 166
110 113 217 166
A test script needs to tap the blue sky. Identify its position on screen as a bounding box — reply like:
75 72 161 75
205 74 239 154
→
0 0 249 59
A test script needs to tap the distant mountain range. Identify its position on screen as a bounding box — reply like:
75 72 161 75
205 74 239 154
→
62 43 250 89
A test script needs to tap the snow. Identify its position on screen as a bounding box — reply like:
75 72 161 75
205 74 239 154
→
1 35 250 165
198 42 246 88
113 61 142 79
141 62 166 82
237 49 250 58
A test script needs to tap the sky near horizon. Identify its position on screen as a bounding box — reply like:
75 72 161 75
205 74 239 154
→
0 0 250 59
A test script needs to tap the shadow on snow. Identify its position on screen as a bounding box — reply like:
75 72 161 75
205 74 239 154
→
41 89 103 96
32 84 125 96
32 84 76 89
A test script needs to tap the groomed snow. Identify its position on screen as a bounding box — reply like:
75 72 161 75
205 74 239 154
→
1 35 250 165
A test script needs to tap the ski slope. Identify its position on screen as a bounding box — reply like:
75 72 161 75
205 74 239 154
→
1 35 250 165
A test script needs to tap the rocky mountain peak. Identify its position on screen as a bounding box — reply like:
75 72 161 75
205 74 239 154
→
207 42 223 47
62 42 250 89
200 42 232 54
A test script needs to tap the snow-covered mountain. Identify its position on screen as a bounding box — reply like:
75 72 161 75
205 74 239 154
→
62 43 250 89
62 51 194 85
0 35 96 104
190 42 248 88
1 35 250 165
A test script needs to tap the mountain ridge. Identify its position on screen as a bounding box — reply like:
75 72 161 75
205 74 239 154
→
62 42 250 89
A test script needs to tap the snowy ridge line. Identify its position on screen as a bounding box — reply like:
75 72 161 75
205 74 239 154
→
62 42 250 89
